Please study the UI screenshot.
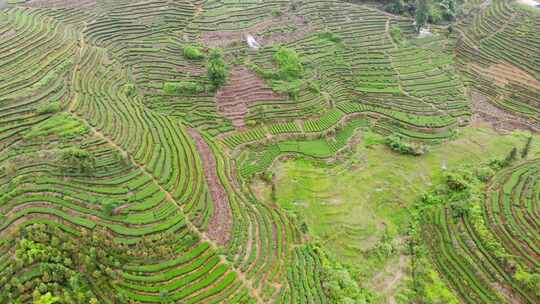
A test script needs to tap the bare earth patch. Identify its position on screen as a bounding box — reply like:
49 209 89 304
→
471 90 540 133
216 66 285 128
370 253 409 304
188 128 232 246
470 63 540 90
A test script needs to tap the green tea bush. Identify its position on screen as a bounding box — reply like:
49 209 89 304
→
183 45 204 60
271 9 282 17
37 102 61 114
318 31 342 44
163 82 205 95
163 82 181 95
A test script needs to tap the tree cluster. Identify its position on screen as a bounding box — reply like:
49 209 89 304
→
207 48 228 90
381 0 458 31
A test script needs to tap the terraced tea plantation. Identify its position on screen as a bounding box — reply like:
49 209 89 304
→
0 0 538 303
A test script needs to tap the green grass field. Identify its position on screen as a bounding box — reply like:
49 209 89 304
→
263 125 536 276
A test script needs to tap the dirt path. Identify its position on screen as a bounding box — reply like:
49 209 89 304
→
371 254 409 304
38 12 263 302
68 109 264 303
454 26 480 51
479 12 517 44
385 19 398 50
386 53 442 114
187 128 232 246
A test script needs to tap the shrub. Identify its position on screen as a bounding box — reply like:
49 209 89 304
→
320 248 375 303
37 102 61 114
502 147 517 167
307 80 321 94
207 49 228 89
123 83 137 97
183 45 204 60
488 157 505 170
475 166 494 182
163 82 181 95
521 136 532 159
385 135 427 156
450 200 470 218
390 26 403 44
180 81 205 94
273 46 303 81
247 63 273 79
318 31 342 44
33 292 59 304
272 79 302 100
59 148 96 173
444 171 469 192
271 9 282 17
515 268 540 296
163 81 205 95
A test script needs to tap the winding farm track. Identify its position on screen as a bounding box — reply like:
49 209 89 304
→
187 128 233 246
69 111 263 303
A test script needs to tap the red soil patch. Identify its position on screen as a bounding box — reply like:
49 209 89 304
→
216 66 285 128
187 128 232 246
471 90 540 133
202 15 314 49
24 0 96 9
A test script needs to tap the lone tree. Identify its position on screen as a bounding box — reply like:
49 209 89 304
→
415 0 429 33
503 147 518 167
521 136 533 159
207 48 228 89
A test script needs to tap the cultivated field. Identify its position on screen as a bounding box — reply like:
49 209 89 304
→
0 0 538 303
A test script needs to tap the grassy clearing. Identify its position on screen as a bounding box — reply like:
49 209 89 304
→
255 124 539 280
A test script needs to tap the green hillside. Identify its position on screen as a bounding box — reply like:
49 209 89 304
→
0 0 538 303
